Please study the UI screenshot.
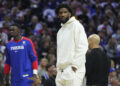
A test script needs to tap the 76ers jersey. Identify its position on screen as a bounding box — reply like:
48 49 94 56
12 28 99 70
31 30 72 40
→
4 37 38 82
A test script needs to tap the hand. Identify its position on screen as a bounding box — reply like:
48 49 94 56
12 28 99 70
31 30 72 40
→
72 66 77 72
3 80 6 86
4 74 9 85
28 74 41 85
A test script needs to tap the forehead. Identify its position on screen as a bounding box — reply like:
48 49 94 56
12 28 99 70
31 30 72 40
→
59 8 69 13
9 26 19 30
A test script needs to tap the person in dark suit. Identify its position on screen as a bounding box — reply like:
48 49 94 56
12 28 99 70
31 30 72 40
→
86 34 110 86
43 67 57 86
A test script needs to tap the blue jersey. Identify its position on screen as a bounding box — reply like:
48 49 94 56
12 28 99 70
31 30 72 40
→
4 37 38 85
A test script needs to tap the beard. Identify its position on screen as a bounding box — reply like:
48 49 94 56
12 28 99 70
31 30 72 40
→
60 17 70 24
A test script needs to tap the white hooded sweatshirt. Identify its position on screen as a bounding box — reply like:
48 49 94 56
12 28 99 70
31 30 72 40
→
57 16 88 80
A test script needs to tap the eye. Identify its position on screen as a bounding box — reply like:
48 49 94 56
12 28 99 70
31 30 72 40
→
64 11 67 13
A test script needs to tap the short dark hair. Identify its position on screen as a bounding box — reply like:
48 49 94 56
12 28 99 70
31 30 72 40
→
46 64 53 71
55 4 73 16
10 23 21 29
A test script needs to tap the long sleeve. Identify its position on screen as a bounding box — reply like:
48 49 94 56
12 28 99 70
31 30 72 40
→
86 52 94 76
28 39 38 74
72 23 88 69
4 46 11 74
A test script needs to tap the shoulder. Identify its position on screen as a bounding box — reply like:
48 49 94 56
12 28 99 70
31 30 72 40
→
22 37 33 44
72 19 84 30
91 48 100 52
72 20 85 34
72 19 80 25
5 40 14 50
23 37 31 41
92 48 106 55
6 40 13 46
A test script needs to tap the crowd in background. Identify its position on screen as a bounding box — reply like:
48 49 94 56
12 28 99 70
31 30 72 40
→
0 0 120 86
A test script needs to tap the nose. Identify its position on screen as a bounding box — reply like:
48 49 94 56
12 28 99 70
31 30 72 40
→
61 12 66 17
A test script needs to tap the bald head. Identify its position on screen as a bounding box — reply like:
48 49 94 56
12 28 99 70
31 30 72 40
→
88 34 100 49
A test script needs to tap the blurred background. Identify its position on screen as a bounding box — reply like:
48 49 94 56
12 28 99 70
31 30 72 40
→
0 0 120 86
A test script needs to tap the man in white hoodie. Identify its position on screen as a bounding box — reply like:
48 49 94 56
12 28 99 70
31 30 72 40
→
55 4 88 86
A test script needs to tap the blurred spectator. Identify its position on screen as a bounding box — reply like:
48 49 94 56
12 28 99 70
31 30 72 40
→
30 0 40 8
38 40 50 59
0 26 6 85
2 21 11 35
38 58 48 77
105 9 116 25
77 5 89 25
39 23 52 36
24 9 32 24
105 38 117 58
108 60 119 86
113 16 120 32
112 29 120 41
15 12 28 30
43 8 56 27
98 31 108 47
30 15 42 35
0 26 8 44
41 64 55 85
87 26 95 37
97 19 113 37
3 15 13 26
0 8 5 21
47 0 57 9
48 55 56 65
38 0 48 10
48 47 56 65
43 67 57 86
9 7 19 22
62 0 72 5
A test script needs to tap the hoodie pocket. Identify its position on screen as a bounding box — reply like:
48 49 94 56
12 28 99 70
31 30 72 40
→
61 66 75 80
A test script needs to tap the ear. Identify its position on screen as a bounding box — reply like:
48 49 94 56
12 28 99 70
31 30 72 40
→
18 29 21 34
58 15 60 18
57 14 60 18
69 13 71 17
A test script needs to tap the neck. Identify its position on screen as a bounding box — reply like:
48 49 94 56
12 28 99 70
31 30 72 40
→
61 17 70 24
91 45 99 49
14 35 22 41
41 65 46 69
